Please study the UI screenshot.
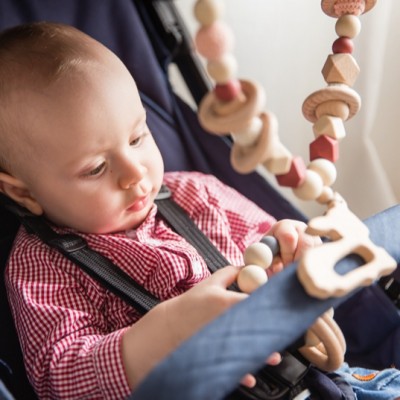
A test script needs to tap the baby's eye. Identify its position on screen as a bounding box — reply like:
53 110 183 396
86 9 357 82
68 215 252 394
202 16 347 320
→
130 132 147 147
87 162 106 176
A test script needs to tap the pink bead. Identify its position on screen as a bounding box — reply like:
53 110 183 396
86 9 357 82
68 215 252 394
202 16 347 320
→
332 37 354 54
310 135 339 162
195 21 234 60
276 156 307 188
334 0 365 16
214 79 242 101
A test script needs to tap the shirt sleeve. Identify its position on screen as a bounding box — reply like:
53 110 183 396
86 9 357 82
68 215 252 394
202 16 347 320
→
5 230 132 400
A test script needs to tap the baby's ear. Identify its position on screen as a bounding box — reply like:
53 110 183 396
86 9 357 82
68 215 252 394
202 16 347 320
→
0 172 43 215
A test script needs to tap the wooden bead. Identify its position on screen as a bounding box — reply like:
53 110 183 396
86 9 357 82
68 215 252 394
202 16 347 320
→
332 37 354 54
214 79 242 101
194 0 224 26
335 15 361 38
308 159 337 186
315 100 350 121
244 242 273 269
310 135 339 163
231 112 279 174
207 54 238 83
263 142 292 175
317 186 335 204
276 156 307 188
198 79 266 134
303 84 361 123
293 169 324 201
322 54 360 86
260 236 280 257
237 265 268 294
231 116 263 147
195 21 234 60
313 115 346 140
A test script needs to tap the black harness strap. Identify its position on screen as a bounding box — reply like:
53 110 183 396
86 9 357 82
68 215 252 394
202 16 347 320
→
155 185 230 273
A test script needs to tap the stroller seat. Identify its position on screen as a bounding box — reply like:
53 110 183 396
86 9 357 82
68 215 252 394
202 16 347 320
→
0 1 399 399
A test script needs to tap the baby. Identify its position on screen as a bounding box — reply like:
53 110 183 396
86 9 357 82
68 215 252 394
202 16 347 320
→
0 21 340 400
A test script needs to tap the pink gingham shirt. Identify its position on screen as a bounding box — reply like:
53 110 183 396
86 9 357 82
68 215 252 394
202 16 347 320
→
5 171 275 399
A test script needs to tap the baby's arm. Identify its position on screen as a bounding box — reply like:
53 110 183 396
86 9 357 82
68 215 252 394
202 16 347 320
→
122 265 247 390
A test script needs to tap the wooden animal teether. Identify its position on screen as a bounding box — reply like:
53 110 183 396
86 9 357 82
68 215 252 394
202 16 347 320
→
298 194 396 298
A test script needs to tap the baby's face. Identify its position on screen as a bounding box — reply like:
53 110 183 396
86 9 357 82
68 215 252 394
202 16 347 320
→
14 44 164 233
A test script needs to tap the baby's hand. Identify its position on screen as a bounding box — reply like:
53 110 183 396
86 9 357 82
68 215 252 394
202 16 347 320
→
163 266 248 348
266 219 321 276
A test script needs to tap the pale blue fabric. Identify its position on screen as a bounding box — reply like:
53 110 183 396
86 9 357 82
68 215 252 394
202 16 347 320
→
337 363 400 400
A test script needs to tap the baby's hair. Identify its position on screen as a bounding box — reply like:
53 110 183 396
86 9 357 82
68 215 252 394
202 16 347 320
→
0 22 99 174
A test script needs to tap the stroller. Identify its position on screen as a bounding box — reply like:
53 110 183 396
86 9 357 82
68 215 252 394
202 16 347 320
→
0 1 399 399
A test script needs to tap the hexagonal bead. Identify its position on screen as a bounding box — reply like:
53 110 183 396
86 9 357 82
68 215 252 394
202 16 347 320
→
310 135 339 163
322 54 360 87
313 115 346 140
263 141 292 175
276 156 306 188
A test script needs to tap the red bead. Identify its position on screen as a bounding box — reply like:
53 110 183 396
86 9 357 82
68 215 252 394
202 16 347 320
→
214 79 242 102
276 156 306 188
332 37 354 54
310 135 339 162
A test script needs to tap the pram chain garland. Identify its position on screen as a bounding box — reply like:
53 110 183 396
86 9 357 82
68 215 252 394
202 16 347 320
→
193 0 396 373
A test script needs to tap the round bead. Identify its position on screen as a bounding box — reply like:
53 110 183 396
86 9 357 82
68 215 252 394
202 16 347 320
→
260 235 280 257
332 37 354 54
231 116 263 147
195 21 234 60
214 79 242 102
244 242 274 270
237 264 268 294
316 186 335 204
335 15 361 38
194 0 224 26
308 158 337 186
207 53 238 83
292 169 324 201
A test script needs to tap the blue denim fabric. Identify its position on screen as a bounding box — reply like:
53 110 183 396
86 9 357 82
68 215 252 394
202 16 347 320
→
336 363 400 400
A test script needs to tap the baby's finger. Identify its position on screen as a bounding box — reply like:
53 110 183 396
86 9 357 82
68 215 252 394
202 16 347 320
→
240 373 256 388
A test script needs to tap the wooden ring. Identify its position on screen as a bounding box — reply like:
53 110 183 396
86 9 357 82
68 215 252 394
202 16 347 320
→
198 79 266 134
321 0 377 18
299 311 346 372
302 84 361 123
230 111 278 174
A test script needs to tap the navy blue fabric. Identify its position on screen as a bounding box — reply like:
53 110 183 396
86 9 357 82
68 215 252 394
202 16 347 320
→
131 205 400 400
335 281 400 370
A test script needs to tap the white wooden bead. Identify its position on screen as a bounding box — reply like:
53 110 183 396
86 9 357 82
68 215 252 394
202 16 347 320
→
313 115 346 140
237 264 268 294
316 186 335 204
243 242 274 270
206 53 238 83
231 116 263 147
194 0 224 26
293 169 324 201
335 15 361 39
308 159 337 186
263 142 292 175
